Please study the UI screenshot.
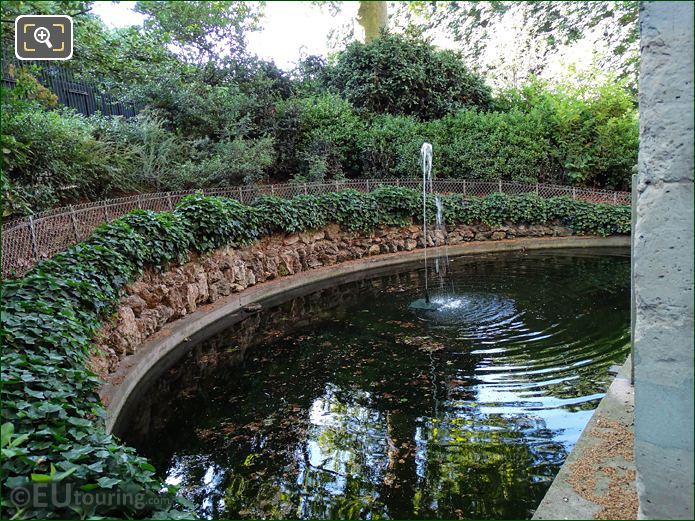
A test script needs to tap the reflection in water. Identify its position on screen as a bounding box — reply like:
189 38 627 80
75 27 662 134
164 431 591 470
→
121 250 630 519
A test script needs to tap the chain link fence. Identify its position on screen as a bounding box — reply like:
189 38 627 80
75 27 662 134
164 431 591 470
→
1 179 630 279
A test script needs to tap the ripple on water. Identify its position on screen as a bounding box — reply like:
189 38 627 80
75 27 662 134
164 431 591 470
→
121 250 630 520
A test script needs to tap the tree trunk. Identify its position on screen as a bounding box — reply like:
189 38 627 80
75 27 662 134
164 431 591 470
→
357 1 388 42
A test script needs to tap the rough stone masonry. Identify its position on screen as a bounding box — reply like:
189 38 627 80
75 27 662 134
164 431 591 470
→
635 2 694 519
91 222 574 377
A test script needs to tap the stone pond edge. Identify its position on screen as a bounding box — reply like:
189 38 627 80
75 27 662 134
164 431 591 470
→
532 356 635 520
102 234 630 434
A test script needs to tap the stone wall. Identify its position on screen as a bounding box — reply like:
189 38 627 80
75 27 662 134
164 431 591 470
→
635 2 694 519
92 221 572 376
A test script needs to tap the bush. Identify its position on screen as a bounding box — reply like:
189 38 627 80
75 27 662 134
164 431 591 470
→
272 94 366 181
175 194 260 251
328 33 492 120
1 99 134 214
1 38 638 216
120 210 193 268
428 109 556 182
176 137 275 187
94 112 190 191
495 75 638 189
253 194 327 234
360 114 427 178
129 71 249 140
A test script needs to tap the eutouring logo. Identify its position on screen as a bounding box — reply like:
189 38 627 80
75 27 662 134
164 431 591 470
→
15 15 73 60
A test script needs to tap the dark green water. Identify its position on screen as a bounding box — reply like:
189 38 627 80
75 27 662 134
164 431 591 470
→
122 250 630 520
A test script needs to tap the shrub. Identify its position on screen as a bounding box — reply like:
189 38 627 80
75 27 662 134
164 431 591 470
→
174 194 261 251
252 194 327 234
328 33 492 120
94 112 189 191
129 72 249 140
272 94 366 181
1 101 134 214
495 75 638 189
360 114 427 178
121 210 193 268
317 189 380 232
176 137 275 187
428 109 556 182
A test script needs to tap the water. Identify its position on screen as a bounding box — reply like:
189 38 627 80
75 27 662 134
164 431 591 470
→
421 143 433 300
121 250 630 520
434 196 443 227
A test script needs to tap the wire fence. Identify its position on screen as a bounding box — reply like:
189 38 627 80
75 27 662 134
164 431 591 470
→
1 179 630 279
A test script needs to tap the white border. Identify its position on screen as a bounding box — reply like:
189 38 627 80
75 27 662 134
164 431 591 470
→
14 14 73 61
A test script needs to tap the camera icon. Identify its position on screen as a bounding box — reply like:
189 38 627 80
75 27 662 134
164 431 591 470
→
15 15 73 60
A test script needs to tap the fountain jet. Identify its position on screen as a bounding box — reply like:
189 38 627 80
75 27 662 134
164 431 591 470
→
410 143 441 312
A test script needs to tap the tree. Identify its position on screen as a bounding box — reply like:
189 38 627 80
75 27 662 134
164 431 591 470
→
134 0 265 64
328 33 492 120
390 1 639 91
357 1 388 42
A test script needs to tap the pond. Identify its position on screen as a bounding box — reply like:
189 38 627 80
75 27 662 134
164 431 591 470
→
120 249 630 520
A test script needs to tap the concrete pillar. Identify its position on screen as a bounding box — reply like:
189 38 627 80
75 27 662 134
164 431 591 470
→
635 2 694 519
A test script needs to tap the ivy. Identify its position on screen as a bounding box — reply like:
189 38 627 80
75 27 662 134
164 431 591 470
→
0 187 629 519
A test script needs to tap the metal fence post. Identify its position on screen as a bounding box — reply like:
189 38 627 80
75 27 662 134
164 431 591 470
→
167 192 174 210
535 183 539 195
396 178 400 187
463 179 467 197
102 201 110 222
69 206 79 241
366 179 370 192
613 192 618 204
27 216 39 261
498 179 503 193
271 184 275 195
136 194 142 209
238 187 243 201
303 183 308 195
572 187 577 200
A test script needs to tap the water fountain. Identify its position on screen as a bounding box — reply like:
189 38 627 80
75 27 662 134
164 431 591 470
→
410 142 443 311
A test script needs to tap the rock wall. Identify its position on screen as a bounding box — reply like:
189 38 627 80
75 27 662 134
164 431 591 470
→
634 2 694 519
92 221 573 376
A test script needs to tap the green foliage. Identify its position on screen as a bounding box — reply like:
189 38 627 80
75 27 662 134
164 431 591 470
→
428 109 555 182
253 195 327 234
328 33 493 120
1 98 134 212
1 257 187 518
496 75 638 189
175 193 260 251
442 192 631 235
130 74 249 139
393 1 639 92
272 94 366 180
0 188 628 518
93 112 189 191
371 185 421 226
1 21 638 216
134 0 264 64
316 189 379 232
121 210 193 267
177 137 275 187
359 114 426 178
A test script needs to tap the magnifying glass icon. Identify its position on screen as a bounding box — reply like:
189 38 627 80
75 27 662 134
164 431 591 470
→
34 26 53 49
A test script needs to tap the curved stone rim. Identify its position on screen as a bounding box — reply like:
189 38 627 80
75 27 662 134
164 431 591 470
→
103 235 630 434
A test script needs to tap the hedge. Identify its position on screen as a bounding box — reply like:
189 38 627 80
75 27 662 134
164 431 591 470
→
0 187 630 518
